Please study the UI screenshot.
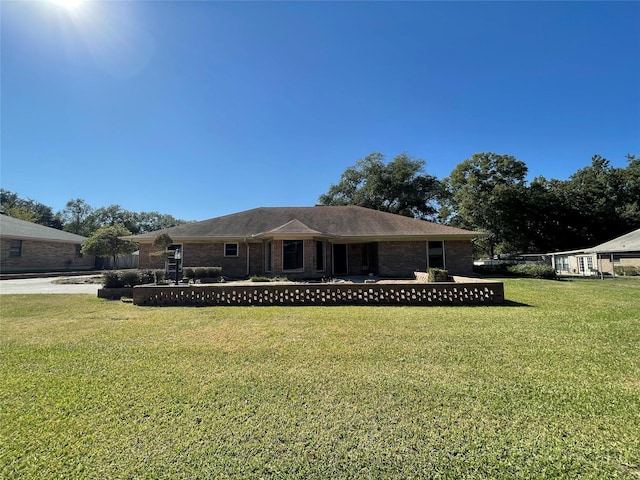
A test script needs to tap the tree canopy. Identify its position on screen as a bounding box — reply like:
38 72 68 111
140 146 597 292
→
440 153 640 255
438 152 529 254
321 150 638 256
0 191 187 238
318 152 440 219
3 150 637 259
60 199 94 236
1 189 62 229
81 224 138 269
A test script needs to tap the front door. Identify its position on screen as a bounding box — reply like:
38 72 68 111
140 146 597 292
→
333 244 348 276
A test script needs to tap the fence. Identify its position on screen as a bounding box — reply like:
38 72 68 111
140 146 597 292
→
132 279 504 307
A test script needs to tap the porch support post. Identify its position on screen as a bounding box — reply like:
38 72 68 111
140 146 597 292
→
611 254 615 278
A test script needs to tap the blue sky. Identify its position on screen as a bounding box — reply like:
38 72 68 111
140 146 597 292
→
2 1 639 222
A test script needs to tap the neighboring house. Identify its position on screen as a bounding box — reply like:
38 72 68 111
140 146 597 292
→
0 214 95 273
550 228 640 276
126 206 484 279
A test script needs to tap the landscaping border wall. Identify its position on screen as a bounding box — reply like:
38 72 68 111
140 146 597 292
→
132 278 504 307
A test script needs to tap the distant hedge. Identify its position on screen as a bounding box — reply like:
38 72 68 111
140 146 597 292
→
507 263 557 279
614 265 640 276
473 264 512 276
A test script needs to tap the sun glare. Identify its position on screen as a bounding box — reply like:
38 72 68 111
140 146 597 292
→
52 0 85 10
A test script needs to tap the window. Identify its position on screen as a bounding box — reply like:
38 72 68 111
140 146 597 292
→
224 243 238 257
283 240 304 270
9 240 22 257
554 256 568 271
265 241 272 272
75 244 83 258
315 240 325 271
428 241 445 269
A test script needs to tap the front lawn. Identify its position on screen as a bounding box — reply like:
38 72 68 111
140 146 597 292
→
1 278 639 479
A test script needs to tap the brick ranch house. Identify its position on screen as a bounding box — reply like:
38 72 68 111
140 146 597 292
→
0 214 95 273
126 206 484 279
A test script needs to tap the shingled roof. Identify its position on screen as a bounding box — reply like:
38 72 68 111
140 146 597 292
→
126 206 483 242
585 228 640 253
0 214 87 243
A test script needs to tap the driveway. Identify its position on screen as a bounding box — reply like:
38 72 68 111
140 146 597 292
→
0 276 101 295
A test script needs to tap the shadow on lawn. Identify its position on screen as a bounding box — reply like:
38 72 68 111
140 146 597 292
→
501 299 532 307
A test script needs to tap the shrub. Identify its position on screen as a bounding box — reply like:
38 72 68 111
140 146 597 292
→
103 269 167 287
507 263 557 279
205 266 222 278
428 268 450 282
473 263 513 276
193 267 208 280
153 269 166 283
102 271 123 288
138 269 155 285
614 265 640 276
182 267 195 280
120 270 142 288
250 276 272 282
193 267 223 280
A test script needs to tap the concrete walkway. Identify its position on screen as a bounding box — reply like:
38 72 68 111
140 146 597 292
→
0 276 101 295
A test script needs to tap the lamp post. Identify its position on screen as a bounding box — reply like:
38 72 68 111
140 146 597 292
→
174 247 181 285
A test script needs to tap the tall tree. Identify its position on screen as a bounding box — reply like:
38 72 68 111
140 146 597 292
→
81 224 138 269
87 205 139 234
318 152 441 219
559 155 634 246
85 205 187 235
613 154 640 227
0 189 62 229
60 199 95 236
135 211 186 233
439 152 528 255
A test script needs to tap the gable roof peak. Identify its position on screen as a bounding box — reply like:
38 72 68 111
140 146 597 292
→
260 218 323 237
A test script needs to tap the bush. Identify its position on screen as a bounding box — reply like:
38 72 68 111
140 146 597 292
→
428 268 450 282
102 269 166 287
102 271 123 288
153 269 166 283
250 276 272 282
193 267 223 280
138 269 156 285
507 263 557 279
473 263 513 276
614 265 640 276
120 270 142 287
182 267 195 280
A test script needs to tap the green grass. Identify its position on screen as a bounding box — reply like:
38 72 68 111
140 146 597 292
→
1 278 639 479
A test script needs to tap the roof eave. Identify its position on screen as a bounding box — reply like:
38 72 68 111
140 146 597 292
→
2 234 85 244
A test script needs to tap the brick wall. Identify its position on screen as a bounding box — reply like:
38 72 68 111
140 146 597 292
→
139 241 260 278
138 239 475 279
138 244 165 269
378 241 427 277
0 239 95 273
444 240 474 275
378 240 474 277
